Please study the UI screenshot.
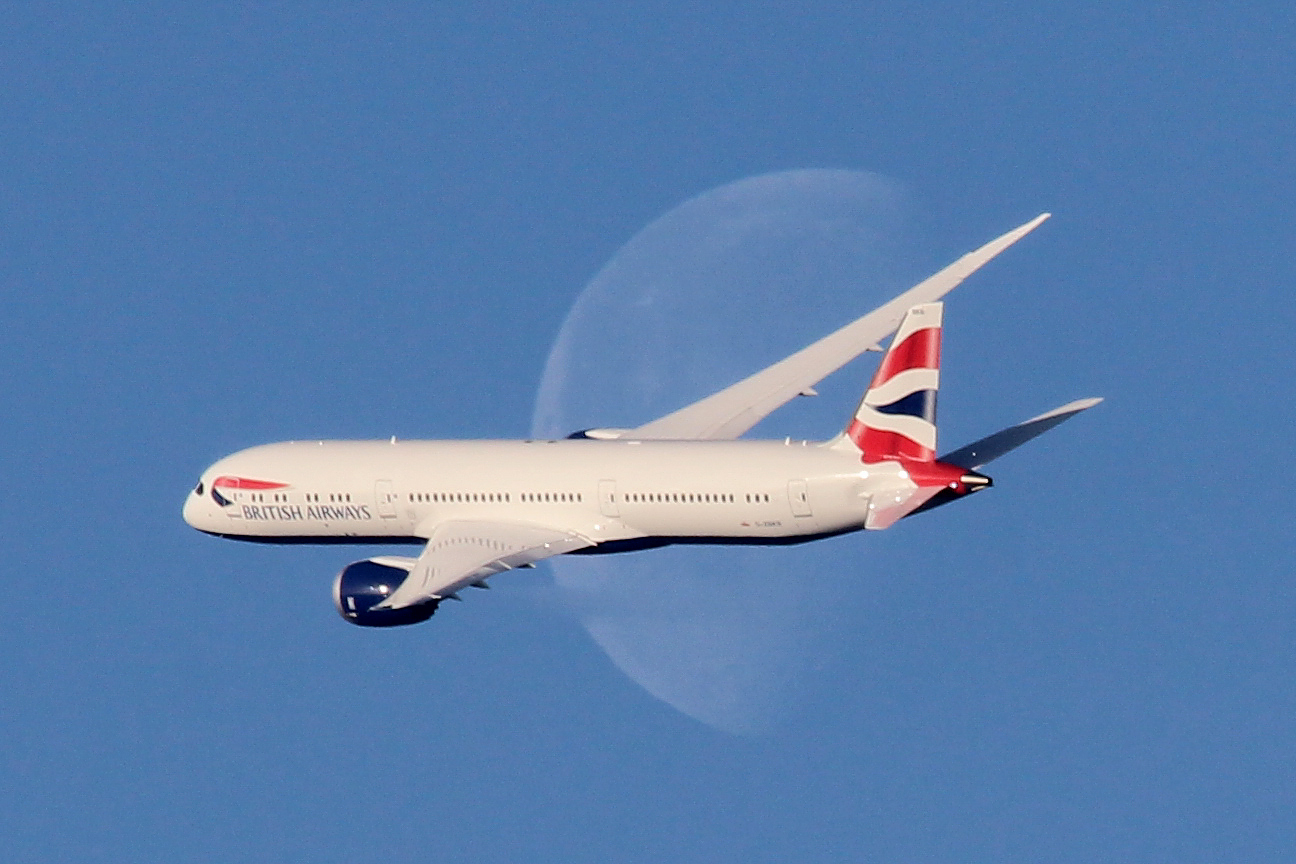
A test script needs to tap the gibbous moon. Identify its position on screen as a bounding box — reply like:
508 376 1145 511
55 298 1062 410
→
533 170 925 734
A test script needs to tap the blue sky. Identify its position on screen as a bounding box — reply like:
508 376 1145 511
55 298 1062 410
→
2 3 1294 862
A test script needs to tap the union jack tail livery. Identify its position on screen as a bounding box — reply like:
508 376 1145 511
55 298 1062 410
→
844 302 943 463
835 301 997 529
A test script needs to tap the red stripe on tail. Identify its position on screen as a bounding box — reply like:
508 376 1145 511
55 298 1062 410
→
847 420 936 462
868 326 940 388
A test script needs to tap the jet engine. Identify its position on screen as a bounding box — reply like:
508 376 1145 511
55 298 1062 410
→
333 559 438 627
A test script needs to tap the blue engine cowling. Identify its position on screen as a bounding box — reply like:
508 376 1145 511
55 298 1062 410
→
333 560 439 627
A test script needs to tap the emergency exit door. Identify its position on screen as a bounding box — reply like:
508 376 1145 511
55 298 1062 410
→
599 480 620 518
788 479 812 517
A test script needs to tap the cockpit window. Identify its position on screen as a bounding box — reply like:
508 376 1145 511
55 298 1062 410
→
194 482 204 496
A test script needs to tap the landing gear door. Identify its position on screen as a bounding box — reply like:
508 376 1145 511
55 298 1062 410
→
788 479 812 517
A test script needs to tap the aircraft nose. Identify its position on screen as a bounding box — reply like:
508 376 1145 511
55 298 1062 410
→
183 479 208 530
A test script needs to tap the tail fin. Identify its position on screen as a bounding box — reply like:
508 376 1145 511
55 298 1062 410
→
842 302 942 462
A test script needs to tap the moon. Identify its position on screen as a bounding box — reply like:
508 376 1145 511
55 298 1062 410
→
533 169 928 734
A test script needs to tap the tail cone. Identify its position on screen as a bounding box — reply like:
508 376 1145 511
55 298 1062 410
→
904 468 993 519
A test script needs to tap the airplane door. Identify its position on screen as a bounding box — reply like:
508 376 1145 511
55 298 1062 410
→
375 479 398 519
788 479 812 517
598 480 620 518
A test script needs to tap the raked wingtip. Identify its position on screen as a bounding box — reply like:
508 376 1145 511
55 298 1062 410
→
1023 212 1051 231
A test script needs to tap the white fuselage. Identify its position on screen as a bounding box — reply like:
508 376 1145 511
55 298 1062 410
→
182 438 915 548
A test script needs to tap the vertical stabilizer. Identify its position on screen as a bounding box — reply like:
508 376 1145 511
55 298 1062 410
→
842 302 943 462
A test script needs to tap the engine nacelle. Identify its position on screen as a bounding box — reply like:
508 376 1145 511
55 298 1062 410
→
333 559 439 627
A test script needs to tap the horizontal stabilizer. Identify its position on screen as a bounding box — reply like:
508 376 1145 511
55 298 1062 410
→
866 485 945 530
940 397 1102 470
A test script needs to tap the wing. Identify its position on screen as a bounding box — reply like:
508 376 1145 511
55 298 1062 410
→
628 213 1051 441
372 520 594 611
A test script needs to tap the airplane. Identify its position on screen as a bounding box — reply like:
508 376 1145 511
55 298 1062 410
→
183 213 1100 628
